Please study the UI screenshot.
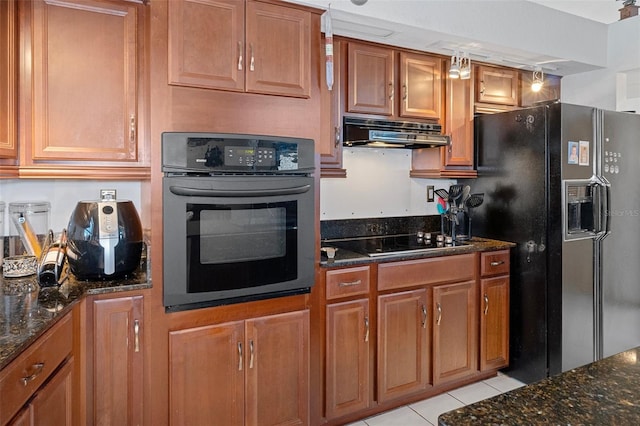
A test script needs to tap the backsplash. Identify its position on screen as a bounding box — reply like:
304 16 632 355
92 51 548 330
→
0 180 142 236
321 215 442 240
320 147 455 220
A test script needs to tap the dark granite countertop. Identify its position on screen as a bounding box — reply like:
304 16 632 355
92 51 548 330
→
439 346 640 425
0 263 150 371
320 237 515 267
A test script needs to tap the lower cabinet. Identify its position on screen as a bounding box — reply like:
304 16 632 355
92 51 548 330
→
169 310 310 426
325 299 370 418
480 276 510 371
377 289 430 403
432 281 478 385
91 295 144 425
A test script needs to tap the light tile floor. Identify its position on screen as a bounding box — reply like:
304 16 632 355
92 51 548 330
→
346 374 525 426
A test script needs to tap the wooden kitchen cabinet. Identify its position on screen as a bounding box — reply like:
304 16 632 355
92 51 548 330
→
399 52 442 120
169 0 311 98
0 314 73 426
347 42 395 116
91 295 144 426
377 289 430 403
432 280 478 386
19 0 148 178
475 65 519 107
0 0 17 162
169 310 309 426
479 250 510 371
320 38 346 177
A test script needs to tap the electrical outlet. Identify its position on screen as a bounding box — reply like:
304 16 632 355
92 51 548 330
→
427 185 434 202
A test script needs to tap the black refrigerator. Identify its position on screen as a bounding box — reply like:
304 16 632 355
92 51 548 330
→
465 102 640 383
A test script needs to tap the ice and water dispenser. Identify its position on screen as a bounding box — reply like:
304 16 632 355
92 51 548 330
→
564 180 606 240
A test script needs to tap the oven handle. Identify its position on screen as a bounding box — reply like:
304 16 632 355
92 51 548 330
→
169 184 312 198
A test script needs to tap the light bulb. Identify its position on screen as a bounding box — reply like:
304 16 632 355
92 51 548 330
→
531 81 543 92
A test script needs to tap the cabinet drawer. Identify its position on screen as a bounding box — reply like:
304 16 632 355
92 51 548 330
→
378 254 476 291
0 314 73 425
326 266 370 300
480 250 510 277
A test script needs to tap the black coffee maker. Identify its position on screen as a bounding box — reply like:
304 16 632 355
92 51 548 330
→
66 190 143 279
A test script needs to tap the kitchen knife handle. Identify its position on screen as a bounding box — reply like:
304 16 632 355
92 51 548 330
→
436 303 442 325
421 305 427 329
237 342 243 371
484 294 489 315
249 339 255 369
364 316 370 342
134 320 140 353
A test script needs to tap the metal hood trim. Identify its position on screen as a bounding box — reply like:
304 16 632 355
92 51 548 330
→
342 116 450 149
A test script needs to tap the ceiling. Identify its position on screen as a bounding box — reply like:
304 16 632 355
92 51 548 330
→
286 0 633 75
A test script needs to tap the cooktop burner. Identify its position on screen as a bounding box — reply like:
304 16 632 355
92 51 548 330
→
323 233 469 257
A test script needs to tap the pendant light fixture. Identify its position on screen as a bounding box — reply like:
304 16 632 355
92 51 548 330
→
459 53 471 80
449 51 460 79
531 66 544 92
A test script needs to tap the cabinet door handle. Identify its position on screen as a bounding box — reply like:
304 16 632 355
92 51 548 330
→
402 84 407 101
129 114 136 142
490 260 505 266
21 362 45 386
484 294 489 315
388 82 394 100
421 304 427 329
364 316 370 342
338 279 361 287
334 126 340 148
480 80 485 95
249 43 255 71
134 319 140 353
237 342 243 371
436 303 442 325
249 339 255 369
237 41 243 70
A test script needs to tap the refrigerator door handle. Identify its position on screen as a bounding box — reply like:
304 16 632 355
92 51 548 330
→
593 176 611 239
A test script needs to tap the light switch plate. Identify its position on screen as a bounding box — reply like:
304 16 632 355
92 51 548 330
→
427 185 434 202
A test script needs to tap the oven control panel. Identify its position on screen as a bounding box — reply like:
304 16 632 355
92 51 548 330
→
224 146 276 167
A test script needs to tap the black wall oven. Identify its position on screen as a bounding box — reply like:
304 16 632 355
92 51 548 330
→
162 133 315 312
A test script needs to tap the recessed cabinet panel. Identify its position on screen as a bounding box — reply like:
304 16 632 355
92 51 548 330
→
0 0 17 159
169 0 245 91
480 276 510 371
347 42 394 115
30 0 139 161
400 52 441 120
476 66 519 106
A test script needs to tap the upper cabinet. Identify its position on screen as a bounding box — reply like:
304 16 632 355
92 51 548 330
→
169 0 311 98
0 0 17 161
18 0 148 179
475 65 519 114
346 41 442 121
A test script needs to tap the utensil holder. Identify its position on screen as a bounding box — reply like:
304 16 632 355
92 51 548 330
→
9 202 50 257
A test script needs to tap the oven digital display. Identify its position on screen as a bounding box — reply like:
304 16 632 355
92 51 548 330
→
224 146 276 167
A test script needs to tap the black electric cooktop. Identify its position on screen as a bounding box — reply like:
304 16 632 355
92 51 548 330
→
323 233 469 257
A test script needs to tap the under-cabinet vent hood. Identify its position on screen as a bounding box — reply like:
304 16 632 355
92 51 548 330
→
343 117 450 149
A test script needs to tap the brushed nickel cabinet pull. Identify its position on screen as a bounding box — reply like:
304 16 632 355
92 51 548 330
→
249 43 255 71
364 316 369 342
237 41 243 70
490 260 505 266
237 342 243 371
129 114 136 141
480 80 485 95
402 84 407 100
21 363 45 386
249 339 254 369
484 294 489 315
436 303 442 325
134 319 140 353
389 82 394 100
334 126 340 148
339 279 361 287
421 304 427 329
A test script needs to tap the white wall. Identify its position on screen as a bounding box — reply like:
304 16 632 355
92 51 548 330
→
0 180 142 236
320 147 454 220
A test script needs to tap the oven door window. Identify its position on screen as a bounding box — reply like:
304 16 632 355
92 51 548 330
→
186 201 297 293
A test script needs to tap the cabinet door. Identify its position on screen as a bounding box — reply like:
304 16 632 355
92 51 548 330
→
347 42 394 115
245 310 309 426
245 1 311 98
399 52 441 120
169 321 245 426
432 281 478 385
93 296 143 426
30 359 74 426
320 37 345 177
476 66 519 106
29 0 139 161
0 0 17 159
377 289 430 403
325 299 370 419
480 276 510 371
443 59 474 169
168 0 245 91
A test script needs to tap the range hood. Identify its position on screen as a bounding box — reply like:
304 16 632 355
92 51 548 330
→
342 117 450 149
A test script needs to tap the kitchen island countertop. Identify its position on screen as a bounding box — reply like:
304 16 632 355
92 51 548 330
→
438 346 640 425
